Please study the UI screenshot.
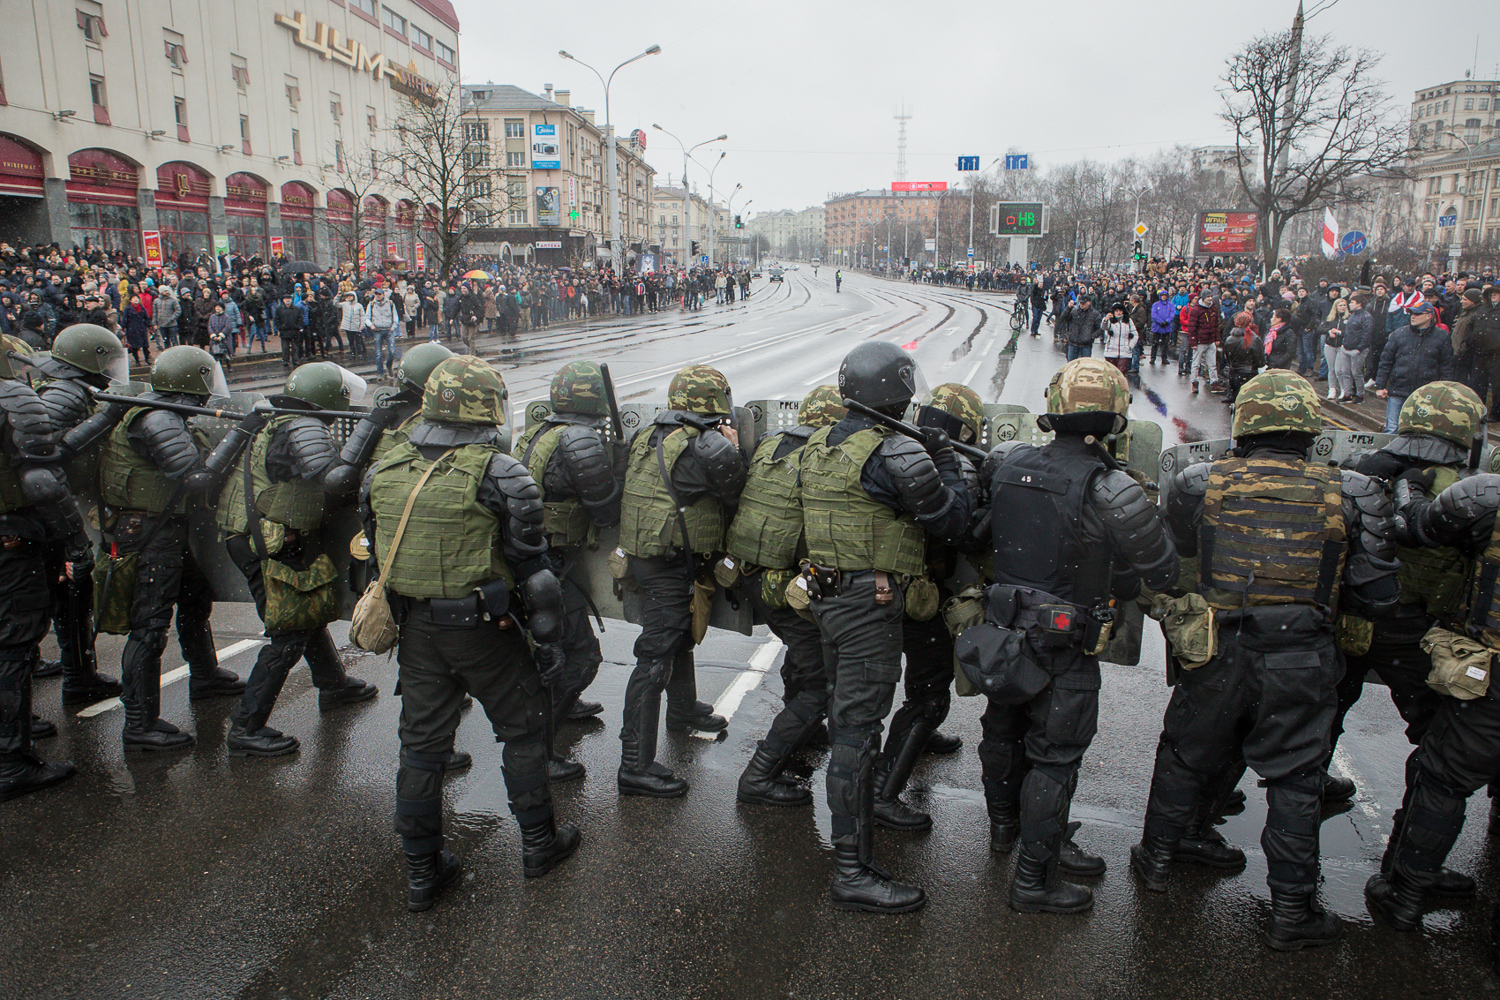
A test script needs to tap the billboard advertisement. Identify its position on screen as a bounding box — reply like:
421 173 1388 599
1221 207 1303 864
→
892 181 947 192
536 187 561 227
990 202 1045 237
142 231 162 267
1196 211 1259 255
532 123 560 169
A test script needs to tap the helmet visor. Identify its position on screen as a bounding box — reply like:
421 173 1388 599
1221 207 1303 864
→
102 346 131 387
206 358 231 400
335 365 369 409
902 357 930 421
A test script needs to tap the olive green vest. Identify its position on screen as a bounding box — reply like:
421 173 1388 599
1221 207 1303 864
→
371 412 421 466
620 425 725 559
1397 465 1469 617
800 426 926 577
368 441 513 599
516 421 591 547
100 407 180 515
727 430 806 570
1199 456 1346 611
215 415 328 534
0 441 29 515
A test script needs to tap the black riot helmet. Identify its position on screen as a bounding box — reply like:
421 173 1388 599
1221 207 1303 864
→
838 341 921 416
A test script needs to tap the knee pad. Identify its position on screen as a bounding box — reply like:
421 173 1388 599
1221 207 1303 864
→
128 628 170 655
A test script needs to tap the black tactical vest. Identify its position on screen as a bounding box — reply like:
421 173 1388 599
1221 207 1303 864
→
989 443 1111 606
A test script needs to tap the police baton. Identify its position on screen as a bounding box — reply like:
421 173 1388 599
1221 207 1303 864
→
88 390 365 421
839 397 988 462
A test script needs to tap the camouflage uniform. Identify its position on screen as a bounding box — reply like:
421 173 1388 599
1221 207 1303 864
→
362 356 578 908
733 386 844 807
1133 370 1400 951
617 364 746 799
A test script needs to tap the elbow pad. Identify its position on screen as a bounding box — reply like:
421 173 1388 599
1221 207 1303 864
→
882 436 952 520
1418 473 1500 551
59 407 120 460
138 410 202 480
557 424 621 522
284 417 338 482
19 464 69 506
1092 469 1179 593
337 402 405 468
1166 462 1211 554
486 453 549 567
522 569 563 643
1340 469 1398 561
694 432 747 500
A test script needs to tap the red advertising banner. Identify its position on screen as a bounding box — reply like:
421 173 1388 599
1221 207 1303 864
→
387 241 398 260
415 243 426 269
1196 211 1260 255
892 181 947 192
142 230 162 267
270 235 284 256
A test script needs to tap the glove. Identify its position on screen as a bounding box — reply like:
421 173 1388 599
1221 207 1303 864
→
102 400 131 422
532 642 566 688
238 408 270 435
1395 466 1438 497
65 539 94 580
918 427 953 458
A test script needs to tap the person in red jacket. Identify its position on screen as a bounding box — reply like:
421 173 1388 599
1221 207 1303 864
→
1184 292 1221 394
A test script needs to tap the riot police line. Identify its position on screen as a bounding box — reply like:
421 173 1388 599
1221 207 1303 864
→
6 324 1500 965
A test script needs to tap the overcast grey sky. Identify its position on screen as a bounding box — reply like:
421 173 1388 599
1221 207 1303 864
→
454 0 1493 216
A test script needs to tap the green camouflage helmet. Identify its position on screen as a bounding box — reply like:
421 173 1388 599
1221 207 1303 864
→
1045 358 1130 418
667 364 732 416
1398 380 1486 448
396 342 455 396
151 345 218 397
422 355 508 426
797 385 847 428
281 362 353 411
551 360 608 417
927 383 985 444
1231 370 1322 439
0 334 34 380
51 323 126 378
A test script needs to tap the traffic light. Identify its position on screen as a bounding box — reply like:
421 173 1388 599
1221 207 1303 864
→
691 240 700 255
1132 239 1144 261
734 215 743 229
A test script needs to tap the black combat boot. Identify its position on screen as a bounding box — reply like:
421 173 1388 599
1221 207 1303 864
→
828 839 927 913
1057 822 1105 877
189 667 246 701
923 731 962 754
1010 840 1093 914
665 699 726 733
121 645 193 751
989 800 1019 854
1174 829 1247 870
519 813 582 878
0 750 75 802
61 671 122 706
1379 816 1475 899
30 715 56 740
872 719 934 831
1265 885 1341 950
317 677 378 713
737 743 812 806
618 689 687 798
226 720 299 757
406 849 462 912
566 700 604 721
1323 774 1357 803
1130 833 1178 893
32 658 62 678
549 754 585 783
1365 870 1426 932
446 751 472 772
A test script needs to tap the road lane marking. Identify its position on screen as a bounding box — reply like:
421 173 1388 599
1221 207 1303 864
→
75 638 266 717
1332 744 1379 821
963 358 985 385
692 639 784 740
805 367 840 386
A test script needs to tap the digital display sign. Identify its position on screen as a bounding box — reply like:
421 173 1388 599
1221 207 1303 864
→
990 202 1044 237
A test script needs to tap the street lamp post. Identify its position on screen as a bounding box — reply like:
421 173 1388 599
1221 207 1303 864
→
726 185 743 265
560 44 661 277
653 125 726 269
706 151 726 264
1444 130 1474 265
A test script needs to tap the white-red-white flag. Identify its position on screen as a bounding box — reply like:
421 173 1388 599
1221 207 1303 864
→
1321 207 1339 259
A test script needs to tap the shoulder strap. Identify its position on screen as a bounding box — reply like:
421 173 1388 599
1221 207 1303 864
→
656 433 696 576
379 448 458 583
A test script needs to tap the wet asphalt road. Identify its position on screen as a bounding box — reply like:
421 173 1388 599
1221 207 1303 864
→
6 271 1500 999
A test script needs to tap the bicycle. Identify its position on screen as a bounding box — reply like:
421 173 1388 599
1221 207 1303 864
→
1010 299 1029 332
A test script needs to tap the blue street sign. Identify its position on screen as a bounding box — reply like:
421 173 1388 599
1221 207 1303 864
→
956 155 980 172
1438 214 1459 228
1004 154 1029 170
700 255 709 264
967 247 974 258
1340 231 1368 255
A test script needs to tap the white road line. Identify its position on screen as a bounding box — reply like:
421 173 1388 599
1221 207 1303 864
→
75 638 266 717
962 358 985 385
1332 744 1379 820
805 366 840 386
692 639 784 740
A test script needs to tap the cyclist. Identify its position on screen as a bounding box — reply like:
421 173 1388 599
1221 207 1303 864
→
1011 282 1030 331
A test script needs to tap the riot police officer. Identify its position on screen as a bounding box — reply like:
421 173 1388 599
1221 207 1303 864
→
97 346 231 751
362 356 577 910
978 359 1177 915
30 324 130 706
731 385 844 807
1369 461 1500 931
874 382 986 831
1325 382 1484 899
325 342 454 497
1131 370 1400 950
618 364 746 798
513 361 623 782
0 351 92 800
216 362 376 757
801 341 973 913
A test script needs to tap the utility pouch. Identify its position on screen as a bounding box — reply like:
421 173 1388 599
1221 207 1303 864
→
713 555 742 590
941 586 986 639
761 567 796 610
905 576 940 622
786 567 814 620
92 547 140 636
1147 593 1219 670
691 575 716 645
478 578 510 619
261 554 341 633
1421 626 1494 700
954 623 1050 704
426 595 481 628
1335 614 1374 656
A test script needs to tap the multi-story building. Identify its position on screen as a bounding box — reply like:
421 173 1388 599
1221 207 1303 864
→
0 0 459 267
745 205 825 260
1409 77 1500 153
459 83 654 267
651 181 711 266
1410 137 1500 256
825 189 945 267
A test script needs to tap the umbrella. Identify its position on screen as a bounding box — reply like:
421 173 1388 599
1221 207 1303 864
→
463 269 493 280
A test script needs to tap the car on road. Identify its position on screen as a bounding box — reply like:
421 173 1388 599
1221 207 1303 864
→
789 264 799 271
769 267 784 282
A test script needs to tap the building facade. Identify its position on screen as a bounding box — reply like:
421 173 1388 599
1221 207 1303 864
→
459 83 654 267
1410 77 1500 153
826 189 944 267
0 0 460 269
651 182 711 266
745 205 825 260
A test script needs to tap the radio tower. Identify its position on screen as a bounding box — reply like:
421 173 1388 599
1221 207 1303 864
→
894 103 911 182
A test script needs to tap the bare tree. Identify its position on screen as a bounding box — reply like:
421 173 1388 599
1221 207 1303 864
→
323 139 386 278
388 81 506 280
1220 28 1409 272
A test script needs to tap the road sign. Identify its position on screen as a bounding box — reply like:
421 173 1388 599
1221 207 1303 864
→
967 247 974 258
989 202 1046 237
1438 214 1459 228
1133 223 1149 238
700 255 709 264
1340 231 1368 255
956 156 980 172
924 238 936 252
1003 155 1029 170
